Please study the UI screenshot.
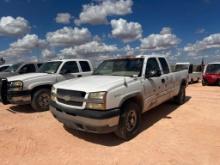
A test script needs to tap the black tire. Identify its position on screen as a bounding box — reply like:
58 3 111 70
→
218 80 220 86
31 88 51 111
114 102 141 140
174 85 186 105
202 79 207 86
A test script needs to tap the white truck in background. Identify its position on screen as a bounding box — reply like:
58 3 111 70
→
50 55 188 140
175 62 201 83
0 59 93 111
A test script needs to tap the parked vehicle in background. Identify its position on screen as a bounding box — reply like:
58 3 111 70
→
202 62 220 86
0 64 12 72
50 55 188 140
175 62 201 83
0 59 93 111
0 62 40 79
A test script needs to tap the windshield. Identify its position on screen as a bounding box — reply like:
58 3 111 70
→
206 64 220 74
38 61 62 74
94 58 144 77
175 64 189 71
4 63 22 72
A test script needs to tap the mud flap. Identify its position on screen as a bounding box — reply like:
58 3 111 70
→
0 79 9 104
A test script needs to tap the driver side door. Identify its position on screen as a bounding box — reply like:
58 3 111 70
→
143 58 162 112
57 61 81 82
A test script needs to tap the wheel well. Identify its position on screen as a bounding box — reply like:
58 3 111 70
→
31 85 52 97
120 94 144 113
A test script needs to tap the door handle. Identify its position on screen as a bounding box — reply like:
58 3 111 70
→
77 75 82 77
161 78 165 83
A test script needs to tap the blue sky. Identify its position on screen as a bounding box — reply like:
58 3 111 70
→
0 0 220 64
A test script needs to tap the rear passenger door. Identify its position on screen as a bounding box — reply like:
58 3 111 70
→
58 61 81 81
79 61 93 76
158 57 172 103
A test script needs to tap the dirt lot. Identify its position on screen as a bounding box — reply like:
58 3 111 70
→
0 83 220 165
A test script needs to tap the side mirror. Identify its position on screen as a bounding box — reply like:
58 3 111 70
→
146 70 161 78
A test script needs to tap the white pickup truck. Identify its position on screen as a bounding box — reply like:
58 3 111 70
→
50 55 188 140
0 59 93 111
175 62 201 83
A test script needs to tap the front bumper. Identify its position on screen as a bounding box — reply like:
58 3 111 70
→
50 101 120 134
6 90 31 105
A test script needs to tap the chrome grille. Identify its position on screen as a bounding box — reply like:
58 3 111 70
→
56 89 86 107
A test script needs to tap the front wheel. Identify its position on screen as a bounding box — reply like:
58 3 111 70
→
174 85 186 105
114 102 141 140
31 88 51 111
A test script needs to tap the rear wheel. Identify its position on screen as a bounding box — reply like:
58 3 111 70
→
174 85 186 105
218 80 220 86
115 102 141 140
202 79 207 86
31 88 51 111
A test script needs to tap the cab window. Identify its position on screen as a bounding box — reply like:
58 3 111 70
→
79 61 91 72
159 58 170 74
145 58 160 75
60 61 79 74
19 64 36 74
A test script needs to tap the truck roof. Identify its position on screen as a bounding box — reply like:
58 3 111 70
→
105 54 167 60
175 62 191 65
48 59 91 62
207 62 220 65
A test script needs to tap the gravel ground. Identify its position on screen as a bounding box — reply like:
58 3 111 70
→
0 83 219 165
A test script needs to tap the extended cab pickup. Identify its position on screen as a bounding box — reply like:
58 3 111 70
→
0 62 40 79
0 59 93 111
50 55 188 140
175 62 201 83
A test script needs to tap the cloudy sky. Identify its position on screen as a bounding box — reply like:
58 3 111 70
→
0 0 220 64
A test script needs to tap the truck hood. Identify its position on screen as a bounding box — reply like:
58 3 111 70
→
0 72 18 79
54 75 134 93
7 73 54 82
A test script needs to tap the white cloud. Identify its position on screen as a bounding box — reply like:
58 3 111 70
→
46 27 92 46
140 27 180 51
110 18 142 42
59 40 118 58
184 33 220 54
0 34 46 58
11 34 47 49
55 13 71 24
41 49 56 59
75 0 133 25
0 16 30 36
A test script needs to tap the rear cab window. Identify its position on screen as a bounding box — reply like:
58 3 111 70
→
158 57 170 74
79 61 91 72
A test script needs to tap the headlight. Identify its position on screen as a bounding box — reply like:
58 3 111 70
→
8 81 23 90
51 86 56 101
88 92 106 100
86 92 106 110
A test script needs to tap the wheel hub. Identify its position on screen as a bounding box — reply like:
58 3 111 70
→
126 110 137 132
